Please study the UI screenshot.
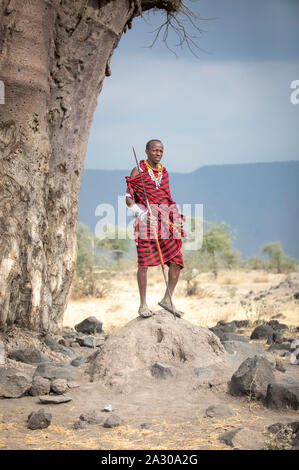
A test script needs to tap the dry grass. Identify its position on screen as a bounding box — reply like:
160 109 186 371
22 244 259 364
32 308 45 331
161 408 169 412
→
63 267 297 332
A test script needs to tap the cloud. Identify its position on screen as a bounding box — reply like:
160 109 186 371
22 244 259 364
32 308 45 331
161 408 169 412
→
86 55 299 172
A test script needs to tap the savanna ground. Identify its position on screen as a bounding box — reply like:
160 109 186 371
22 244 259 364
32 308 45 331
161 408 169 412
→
0 266 298 451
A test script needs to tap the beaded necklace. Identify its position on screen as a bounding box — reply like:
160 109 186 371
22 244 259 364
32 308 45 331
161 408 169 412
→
145 160 163 188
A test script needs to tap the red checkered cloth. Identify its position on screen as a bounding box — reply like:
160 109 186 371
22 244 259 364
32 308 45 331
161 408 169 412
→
125 160 185 269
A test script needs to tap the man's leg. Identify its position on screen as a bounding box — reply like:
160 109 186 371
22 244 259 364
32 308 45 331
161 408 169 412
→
161 262 181 303
137 266 148 307
137 267 153 317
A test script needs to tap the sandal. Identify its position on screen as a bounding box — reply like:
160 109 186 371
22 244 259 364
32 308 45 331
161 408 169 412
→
159 298 184 318
138 305 153 318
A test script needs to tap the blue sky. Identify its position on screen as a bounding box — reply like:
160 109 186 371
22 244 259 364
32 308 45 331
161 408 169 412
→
85 0 299 173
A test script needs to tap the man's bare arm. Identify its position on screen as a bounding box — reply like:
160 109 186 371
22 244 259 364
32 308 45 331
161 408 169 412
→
126 167 139 207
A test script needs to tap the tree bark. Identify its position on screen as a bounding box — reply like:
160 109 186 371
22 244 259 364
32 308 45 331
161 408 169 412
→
0 0 181 333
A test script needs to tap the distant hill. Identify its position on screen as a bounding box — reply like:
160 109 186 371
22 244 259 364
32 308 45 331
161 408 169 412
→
78 161 299 259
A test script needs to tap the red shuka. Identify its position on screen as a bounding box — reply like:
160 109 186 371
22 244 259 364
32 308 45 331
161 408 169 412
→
125 160 185 269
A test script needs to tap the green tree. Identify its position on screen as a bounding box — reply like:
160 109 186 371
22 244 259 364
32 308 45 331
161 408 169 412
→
261 241 297 273
201 221 236 278
96 225 132 264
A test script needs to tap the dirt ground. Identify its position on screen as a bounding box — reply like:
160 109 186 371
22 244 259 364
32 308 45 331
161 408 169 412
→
0 268 298 450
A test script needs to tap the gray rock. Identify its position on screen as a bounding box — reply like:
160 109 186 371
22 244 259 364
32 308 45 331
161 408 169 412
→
221 333 249 343
44 335 76 359
29 376 51 396
62 327 79 339
79 410 104 424
290 348 299 365
51 378 68 395
219 427 265 450
75 316 103 335
0 367 32 398
266 383 299 410
275 360 286 372
71 356 87 367
27 409 52 430
250 324 274 341
215 321 237 332
290 340 299 350
268 342 291 352
39 395 72 404
8 347 49 365
76 336 99 348
150 362 175 379
223 340 276 369
103 414 122 428
34 362 76 382
205 404 236 418
102 404 113 412
267 320 288 331
73 419 87 430
229 355 275 399
233 320 251 328
272 331 285 344
0 341 5 364
268 421 299 449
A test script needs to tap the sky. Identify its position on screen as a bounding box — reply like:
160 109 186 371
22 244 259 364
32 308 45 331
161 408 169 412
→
85 0 299 173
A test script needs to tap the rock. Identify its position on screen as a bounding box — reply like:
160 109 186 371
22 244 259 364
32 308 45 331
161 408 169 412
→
221 333 249 343
290 339 299 350
102 404 113 412
8 347 49 365
150 362 175 379
294 292 299 299
193 363 233 387
87 311 226 388
0 341 5 364
250 324 274 341
267 422 299 449
51 378 68 395
290 348 299 365
233 320 251 328
215 321 236 332
266 383 299 410
211 328 249 343
67 381 80 389
275 360 286 372
75 316 103 335
229 355 276 399
219 427 265 450
73 419 87 430
29 376 51 396
79 411 104 424
71 356 87 367
267 320 288 331
205 404 236 418
44 335 76 359
267 342 291 352
272 331 285 344
27 409 52 430
76 336 99 348
39 395 72 404
33 362 76 382
223 340 276 369
103 414 122 428
0 367 32 398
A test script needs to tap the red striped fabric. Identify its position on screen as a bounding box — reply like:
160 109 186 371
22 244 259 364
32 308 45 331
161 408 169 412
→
126 160 185 268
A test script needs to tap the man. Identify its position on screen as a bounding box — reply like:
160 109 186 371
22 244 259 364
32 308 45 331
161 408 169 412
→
125 139 185 318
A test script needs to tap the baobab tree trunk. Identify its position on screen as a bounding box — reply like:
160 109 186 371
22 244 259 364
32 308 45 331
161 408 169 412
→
0 0 181 333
